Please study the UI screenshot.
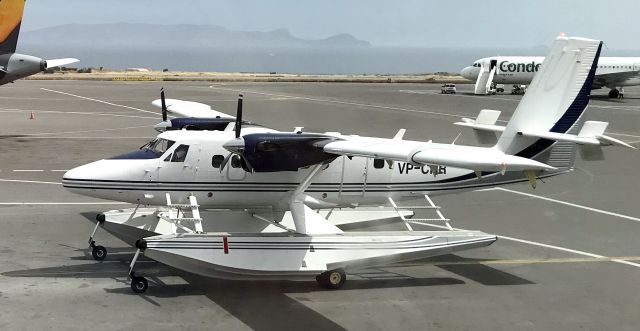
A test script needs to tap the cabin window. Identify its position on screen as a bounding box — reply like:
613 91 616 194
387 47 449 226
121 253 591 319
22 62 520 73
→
373 159 385 169
171 145 189 162
230 154 242 168
211 155 225 168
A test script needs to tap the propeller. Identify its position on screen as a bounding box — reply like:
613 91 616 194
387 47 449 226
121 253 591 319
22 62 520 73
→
153 88 173 132
160 88 168 122
234 94 243 138
220 94 253 172
220 94 337 173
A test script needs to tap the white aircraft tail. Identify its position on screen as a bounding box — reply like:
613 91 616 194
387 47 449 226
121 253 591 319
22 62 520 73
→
495 36 603 168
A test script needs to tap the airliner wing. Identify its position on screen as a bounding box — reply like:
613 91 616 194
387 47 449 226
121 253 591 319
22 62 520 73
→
594 70 640 88
321 136 555 172
45 58 79 69
151 98 235 119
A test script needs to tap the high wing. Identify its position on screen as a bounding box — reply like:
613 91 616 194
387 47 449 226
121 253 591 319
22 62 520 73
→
151 98 235 119
593 70 640 89
321 135 554 172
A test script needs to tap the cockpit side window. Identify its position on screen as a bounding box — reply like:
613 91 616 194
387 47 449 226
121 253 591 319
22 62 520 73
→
142 138 176 158
171 145 189 162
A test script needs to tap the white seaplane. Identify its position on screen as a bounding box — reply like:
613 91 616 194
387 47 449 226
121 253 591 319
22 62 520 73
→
63 36 632 293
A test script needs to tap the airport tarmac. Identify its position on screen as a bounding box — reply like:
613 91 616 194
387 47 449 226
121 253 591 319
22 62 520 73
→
0 80 639 330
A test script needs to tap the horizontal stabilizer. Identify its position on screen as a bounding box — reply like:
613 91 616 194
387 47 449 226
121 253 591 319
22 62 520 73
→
454 122 505 133
151 98 235 119
454 109 505 132
475 109 502 125
519 121 635 149
578 120 608 137
454 109 504 144
45 58 79 68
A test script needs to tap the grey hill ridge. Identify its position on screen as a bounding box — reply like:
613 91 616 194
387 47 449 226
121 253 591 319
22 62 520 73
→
21 23 372 48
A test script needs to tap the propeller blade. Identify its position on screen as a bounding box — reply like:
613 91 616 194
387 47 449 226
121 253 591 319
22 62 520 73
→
240 156 254 173
160 88 168 122
235 94 243 138
219 153 233 173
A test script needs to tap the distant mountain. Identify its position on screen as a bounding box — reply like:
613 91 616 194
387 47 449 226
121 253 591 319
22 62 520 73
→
20 23 372 49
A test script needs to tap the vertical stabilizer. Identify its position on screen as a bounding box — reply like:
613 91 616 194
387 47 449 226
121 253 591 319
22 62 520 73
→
0 0 25 54
495 36 602 168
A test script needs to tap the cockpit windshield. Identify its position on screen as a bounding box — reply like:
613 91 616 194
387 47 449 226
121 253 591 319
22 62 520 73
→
141 138 175 157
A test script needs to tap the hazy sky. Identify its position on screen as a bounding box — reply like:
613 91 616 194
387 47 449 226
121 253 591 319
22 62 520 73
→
21 0 640 49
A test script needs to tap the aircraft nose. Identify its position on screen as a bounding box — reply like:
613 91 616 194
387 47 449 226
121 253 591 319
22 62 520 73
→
63 162 98 182
460 66 474 80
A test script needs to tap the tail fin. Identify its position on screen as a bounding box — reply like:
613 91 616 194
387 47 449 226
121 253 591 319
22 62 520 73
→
0 0 26 54
495 36 602 169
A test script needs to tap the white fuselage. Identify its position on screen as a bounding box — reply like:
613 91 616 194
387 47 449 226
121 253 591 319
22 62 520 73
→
62 128 544 209
460 56 640 88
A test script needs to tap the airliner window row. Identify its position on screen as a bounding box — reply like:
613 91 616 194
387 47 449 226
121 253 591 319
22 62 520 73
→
598 65 633 69
471 63 632 69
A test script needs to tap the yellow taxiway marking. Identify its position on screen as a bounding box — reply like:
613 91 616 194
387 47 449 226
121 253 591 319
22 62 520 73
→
394 256 640 267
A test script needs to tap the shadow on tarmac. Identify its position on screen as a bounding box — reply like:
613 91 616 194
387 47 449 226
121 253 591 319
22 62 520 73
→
2 255 467 331
2 249 534 331
3 211 535 330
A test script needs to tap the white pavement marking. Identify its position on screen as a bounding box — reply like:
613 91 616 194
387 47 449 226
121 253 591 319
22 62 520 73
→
607 132 640 139
0 202 129 205
418 222 640 269
208 85 474 119
50 170 69 172
7 136 153 139
40 88 159 115
493 187 640 223
12 170 44 172
0 108 158 120
25 125 152 137
0 178 61 185
399 89 520 102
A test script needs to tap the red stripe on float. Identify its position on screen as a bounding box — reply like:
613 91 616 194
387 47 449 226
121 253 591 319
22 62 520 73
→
223 236 229 254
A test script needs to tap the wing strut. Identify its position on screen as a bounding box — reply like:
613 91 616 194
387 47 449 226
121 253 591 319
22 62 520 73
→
288 164 343 235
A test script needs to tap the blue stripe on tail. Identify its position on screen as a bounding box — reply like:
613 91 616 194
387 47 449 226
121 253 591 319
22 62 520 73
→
516 41 603 159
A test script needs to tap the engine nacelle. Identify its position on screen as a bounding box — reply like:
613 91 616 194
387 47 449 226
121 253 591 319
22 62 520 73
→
239 133 338 172
0 53 45 84
154 117 236 132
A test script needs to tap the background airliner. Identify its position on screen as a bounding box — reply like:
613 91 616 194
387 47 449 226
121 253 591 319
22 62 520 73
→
461 56 640 97
0 0 78 86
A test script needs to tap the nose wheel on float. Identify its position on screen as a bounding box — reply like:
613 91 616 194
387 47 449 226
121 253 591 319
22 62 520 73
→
316 269 346 289
88 214 107 261
128 239 149 293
